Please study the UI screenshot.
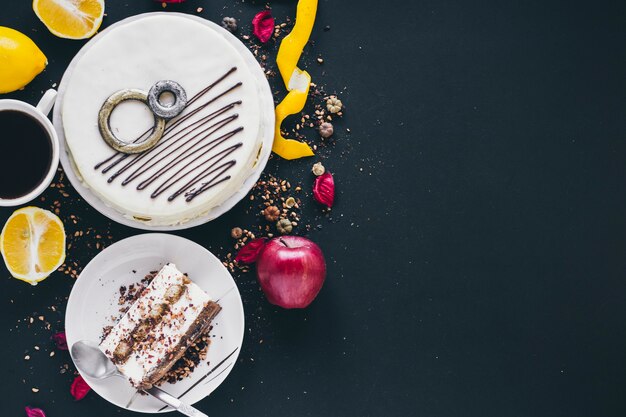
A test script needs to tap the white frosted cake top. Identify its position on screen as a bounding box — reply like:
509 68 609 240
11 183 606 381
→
62 14 264 226
100 263 212 387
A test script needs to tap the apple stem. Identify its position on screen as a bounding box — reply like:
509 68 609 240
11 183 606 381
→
279 238 290 248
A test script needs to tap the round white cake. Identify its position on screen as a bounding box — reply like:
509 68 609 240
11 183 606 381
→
61 14 267 226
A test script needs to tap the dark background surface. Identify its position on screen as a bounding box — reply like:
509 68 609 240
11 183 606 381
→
1 0 626 416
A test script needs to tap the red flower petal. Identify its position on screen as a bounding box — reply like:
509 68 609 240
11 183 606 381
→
252 10 275 43
25 407 46 417
313 172 335 208
52 331 68 350
70 375 91 401
235 238 267 264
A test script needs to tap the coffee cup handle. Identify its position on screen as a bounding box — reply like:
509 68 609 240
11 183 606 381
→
36 89 58 116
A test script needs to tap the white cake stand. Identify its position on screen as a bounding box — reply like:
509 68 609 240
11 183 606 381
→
53 12 275 231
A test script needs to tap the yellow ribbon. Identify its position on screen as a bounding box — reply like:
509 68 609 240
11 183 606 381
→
272 0 318 160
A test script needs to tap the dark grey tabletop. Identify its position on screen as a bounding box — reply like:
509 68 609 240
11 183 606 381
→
1 0 625 416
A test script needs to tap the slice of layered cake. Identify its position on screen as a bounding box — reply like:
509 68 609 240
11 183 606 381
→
100 263 221 389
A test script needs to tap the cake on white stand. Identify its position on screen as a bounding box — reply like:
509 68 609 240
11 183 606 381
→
54 13 274 230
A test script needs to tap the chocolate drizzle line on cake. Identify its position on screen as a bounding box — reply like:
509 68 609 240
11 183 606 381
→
93 67 245 202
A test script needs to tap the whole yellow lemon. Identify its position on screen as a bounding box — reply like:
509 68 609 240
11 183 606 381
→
0 27 47 94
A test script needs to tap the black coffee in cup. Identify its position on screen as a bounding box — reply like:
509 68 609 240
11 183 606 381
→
0 110 52 199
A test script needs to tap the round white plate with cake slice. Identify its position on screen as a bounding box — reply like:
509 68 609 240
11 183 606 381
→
53 12 274 230
65 233 245 413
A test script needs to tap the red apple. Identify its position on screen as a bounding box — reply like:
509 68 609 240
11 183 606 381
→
256 236 326 309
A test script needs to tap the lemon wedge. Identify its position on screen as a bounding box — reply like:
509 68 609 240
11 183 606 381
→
1 207 66 285
0 27 47 94
33 0 105 40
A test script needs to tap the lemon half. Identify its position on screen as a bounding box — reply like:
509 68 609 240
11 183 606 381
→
33 0 105 40
0 207 66 285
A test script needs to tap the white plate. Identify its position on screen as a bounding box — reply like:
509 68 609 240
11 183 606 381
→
53 12 275 231
65 234 245 413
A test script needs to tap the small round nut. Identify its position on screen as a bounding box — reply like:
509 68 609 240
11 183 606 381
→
285 197 296 208
231 227 243 239
312 162 325 176
326 96 343 114
221 16 238 32
263 205 281 222
319 122 334 138
276 218 293 234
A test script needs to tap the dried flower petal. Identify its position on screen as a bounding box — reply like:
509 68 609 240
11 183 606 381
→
231 227 243 239
313 172 335 208
252 10 275 43
235 238 268 264
70 375 91 401
25 407 46 417
52 331 68 350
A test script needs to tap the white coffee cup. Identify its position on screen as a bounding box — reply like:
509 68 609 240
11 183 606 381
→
0 89 59 207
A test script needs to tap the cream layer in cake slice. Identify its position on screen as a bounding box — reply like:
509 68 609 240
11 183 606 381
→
100 263 221 389
62 14 265 226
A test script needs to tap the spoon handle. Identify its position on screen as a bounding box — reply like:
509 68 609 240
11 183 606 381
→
146 386 208 417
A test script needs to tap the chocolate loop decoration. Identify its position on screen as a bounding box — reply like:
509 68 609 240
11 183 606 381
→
98 89 166 154
148 80 188 119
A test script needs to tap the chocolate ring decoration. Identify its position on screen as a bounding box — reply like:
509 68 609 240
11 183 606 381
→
148 80 188 119
98 89 166 154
